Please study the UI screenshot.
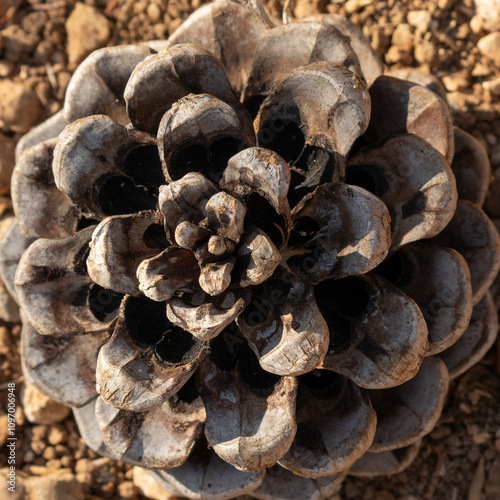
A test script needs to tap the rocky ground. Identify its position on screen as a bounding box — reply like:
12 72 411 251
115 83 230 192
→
0 0 499 499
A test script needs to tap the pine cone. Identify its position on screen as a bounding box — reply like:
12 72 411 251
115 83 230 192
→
4 1 500 498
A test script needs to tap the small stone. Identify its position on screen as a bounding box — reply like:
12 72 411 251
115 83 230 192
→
117 481 139 499
60 456 75 468
25 469 85 500
407 10 431 32
478 32 500 64
0 325 12 351
43 447 57 460
75 458 93 473
415 40 437 64
472 432 492 444
344 0 370 14
430 425 452 439
20 381 71 425
437 0 454 8
0 80 41 133
470 14 484 33
31 425 47 454
153 22 168 39
442 72 470 92
392 23 414 51
0 61 14 77
76 471 93 485
474 0 500 31
487 133 498 145
25 465 56 475
147 2 162 22
1 25 37 62
132 467 180 500
483 77 500 95
44 459 62 470
47 425 67 445
293 0 327 18
66 3 111 65
472 62 492 76
385 44 413 65
455 23 470 39
0 467 27 500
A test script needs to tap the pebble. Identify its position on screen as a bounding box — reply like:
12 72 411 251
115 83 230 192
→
60 455 75 468
414 39 437 64
472 62 492 76
385 44 413 64
455 23 470 39
386 23 415 64
392 23 414 51
470 14 484 33
20 380 71 425
472 432 492 444
0 80 41 133
117 481 139 498
147 2 162 22
47 425 68 446
438 0 454 8
25 469 85 500
1 25 38 62
76 471 93 486
477 31 500 65
407 10 431 32
0 61 13 77
0 467 27 499
442 72 470 91
43 447 57 460
65 2 111 65
132 466 180 499
474 0 500 31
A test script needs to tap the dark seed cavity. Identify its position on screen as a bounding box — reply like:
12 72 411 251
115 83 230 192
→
238 346 280 394
89 284 123 322
142 223 168 249
97 175 158 216
124 295 170 348
154 327 198 366
345 163 391 198
209 323 245 372
300 369 343 399
123 144 165 195
168 136 248 185
244 192 287 247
